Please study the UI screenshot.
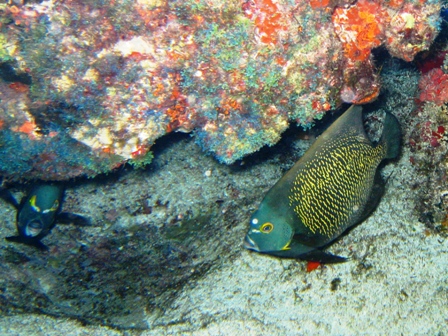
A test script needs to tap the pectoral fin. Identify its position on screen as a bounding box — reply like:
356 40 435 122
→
5 235 49 251
57 212 91 226
293 232 325 247
0 188 19 209
265 237 347 263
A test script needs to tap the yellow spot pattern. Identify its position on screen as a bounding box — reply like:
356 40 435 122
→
288 132 386 238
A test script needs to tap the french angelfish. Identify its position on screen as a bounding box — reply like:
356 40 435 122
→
1 183 90 250
243 105 401 263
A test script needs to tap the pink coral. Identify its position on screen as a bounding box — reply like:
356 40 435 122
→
418 68 448 106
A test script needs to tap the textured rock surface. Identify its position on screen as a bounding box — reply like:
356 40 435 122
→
0 0 442 180
1 59 447 333
409 45 448 232
0 3 447 335
0 64 448 335
0 132 263 328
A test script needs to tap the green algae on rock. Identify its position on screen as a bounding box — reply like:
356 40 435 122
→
0 0 442 180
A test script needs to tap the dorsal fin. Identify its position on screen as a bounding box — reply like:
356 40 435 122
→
318 105 369 145
291 105 369 169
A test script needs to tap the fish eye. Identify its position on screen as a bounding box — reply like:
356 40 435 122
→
260 222 274 233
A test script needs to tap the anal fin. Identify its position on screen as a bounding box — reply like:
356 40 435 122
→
299 250 348 263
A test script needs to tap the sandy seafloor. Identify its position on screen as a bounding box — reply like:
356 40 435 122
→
0 114 447 335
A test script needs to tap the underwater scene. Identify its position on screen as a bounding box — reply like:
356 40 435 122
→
0 0 447 334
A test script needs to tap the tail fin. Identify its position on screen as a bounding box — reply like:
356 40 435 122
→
380 112 401 159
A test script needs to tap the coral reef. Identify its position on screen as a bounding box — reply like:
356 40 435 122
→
0 0 442 180
358 51 448 235
0 80 124 179
0 59 447 331
409 101 448 232
418 67 448 105
1 42 448 332
410 48 448 231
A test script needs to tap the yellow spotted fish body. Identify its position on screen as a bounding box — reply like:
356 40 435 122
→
244 105 401 263
290 130 385 239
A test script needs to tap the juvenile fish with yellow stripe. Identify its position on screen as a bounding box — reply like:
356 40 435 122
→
1 183 91 250
243 105 401 263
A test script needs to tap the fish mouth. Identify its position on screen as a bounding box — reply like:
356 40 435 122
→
25 220 44 237
281 240 292 251
243 235 259 251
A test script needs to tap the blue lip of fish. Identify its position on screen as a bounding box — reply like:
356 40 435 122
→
1 183 91 251
243 235 258 250
243 105 401 263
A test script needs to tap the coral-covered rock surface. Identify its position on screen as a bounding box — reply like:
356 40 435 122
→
0 0 442 180
1 42 448 332
410 47 448 232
